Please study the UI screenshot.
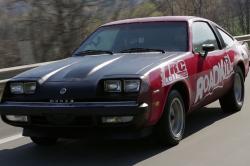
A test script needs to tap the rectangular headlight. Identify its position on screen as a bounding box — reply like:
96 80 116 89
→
104 80 121 92
10 82 37 94
124 80 140 92
23 82 37 94
10 83 24 94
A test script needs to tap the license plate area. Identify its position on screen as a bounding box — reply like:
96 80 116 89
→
30 115 94 127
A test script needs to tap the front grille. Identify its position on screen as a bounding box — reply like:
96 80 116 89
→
5 94 138 103
30 115 94 127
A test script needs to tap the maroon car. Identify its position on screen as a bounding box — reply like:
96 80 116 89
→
0 16 249 146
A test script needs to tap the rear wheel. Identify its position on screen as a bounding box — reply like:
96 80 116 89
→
219 66 245 113
155 90 185 146
30 137 58 146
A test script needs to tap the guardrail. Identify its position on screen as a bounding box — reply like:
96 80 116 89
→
235 34 250 42
0 61 55 81
0 34 249 84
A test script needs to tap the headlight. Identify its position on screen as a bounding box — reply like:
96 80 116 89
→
10 82 36 94
23 82 37 94
10 83 24 94
124 80 140 92
104 80 121 92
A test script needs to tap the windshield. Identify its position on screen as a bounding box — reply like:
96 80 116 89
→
74 21 188 55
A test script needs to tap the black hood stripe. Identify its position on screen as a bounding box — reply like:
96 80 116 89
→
14 52 188 82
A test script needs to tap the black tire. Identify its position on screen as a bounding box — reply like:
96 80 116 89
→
155 90 186 146
219 66 245 113
30 137 58 146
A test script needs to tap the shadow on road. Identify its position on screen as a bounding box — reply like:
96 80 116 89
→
184 107 232 138
0 107 233 166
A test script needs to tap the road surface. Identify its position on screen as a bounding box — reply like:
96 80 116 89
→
0 76 250 166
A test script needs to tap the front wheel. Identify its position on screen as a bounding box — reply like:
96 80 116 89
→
155 90 186 146
220 66 245 113
30 137 58 146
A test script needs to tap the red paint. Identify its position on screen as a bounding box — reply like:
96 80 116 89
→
134 17 250 126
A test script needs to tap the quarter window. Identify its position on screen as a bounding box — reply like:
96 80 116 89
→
192 22 219 53
217 28 234 47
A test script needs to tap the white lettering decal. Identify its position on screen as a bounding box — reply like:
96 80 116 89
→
195 55 234 103
161 60 188 86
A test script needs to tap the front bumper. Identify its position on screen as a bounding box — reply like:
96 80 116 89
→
0 101 150 131
0 101 151 139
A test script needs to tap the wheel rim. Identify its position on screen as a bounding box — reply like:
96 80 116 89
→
169 98 184 138
234 73 243 105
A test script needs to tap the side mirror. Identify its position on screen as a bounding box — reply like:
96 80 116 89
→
200 44 215 57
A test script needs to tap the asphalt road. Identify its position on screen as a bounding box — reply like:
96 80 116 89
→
0 76 250 166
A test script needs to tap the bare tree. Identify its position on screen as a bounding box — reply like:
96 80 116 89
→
1 0 250 69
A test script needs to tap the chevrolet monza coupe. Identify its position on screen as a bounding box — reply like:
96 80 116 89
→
0 16 249 146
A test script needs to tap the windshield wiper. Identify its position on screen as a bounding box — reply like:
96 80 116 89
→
75 50 113 56
120 48 165 53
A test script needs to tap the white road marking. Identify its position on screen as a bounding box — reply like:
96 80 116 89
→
0 134 23 145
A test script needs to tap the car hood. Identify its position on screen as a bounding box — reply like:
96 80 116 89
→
14 52 185 83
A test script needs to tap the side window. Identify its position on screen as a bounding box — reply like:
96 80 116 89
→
217 28 234 47
192 22 219 53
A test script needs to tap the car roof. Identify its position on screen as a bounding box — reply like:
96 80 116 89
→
102 16 203 26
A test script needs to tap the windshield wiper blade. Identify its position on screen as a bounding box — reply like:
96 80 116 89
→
120 48 165 53
75 50 113 56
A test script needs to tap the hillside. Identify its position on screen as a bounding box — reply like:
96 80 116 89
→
0 0 249 68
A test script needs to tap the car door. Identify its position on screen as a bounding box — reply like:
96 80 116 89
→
215 28 236 91
191 21 228 108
